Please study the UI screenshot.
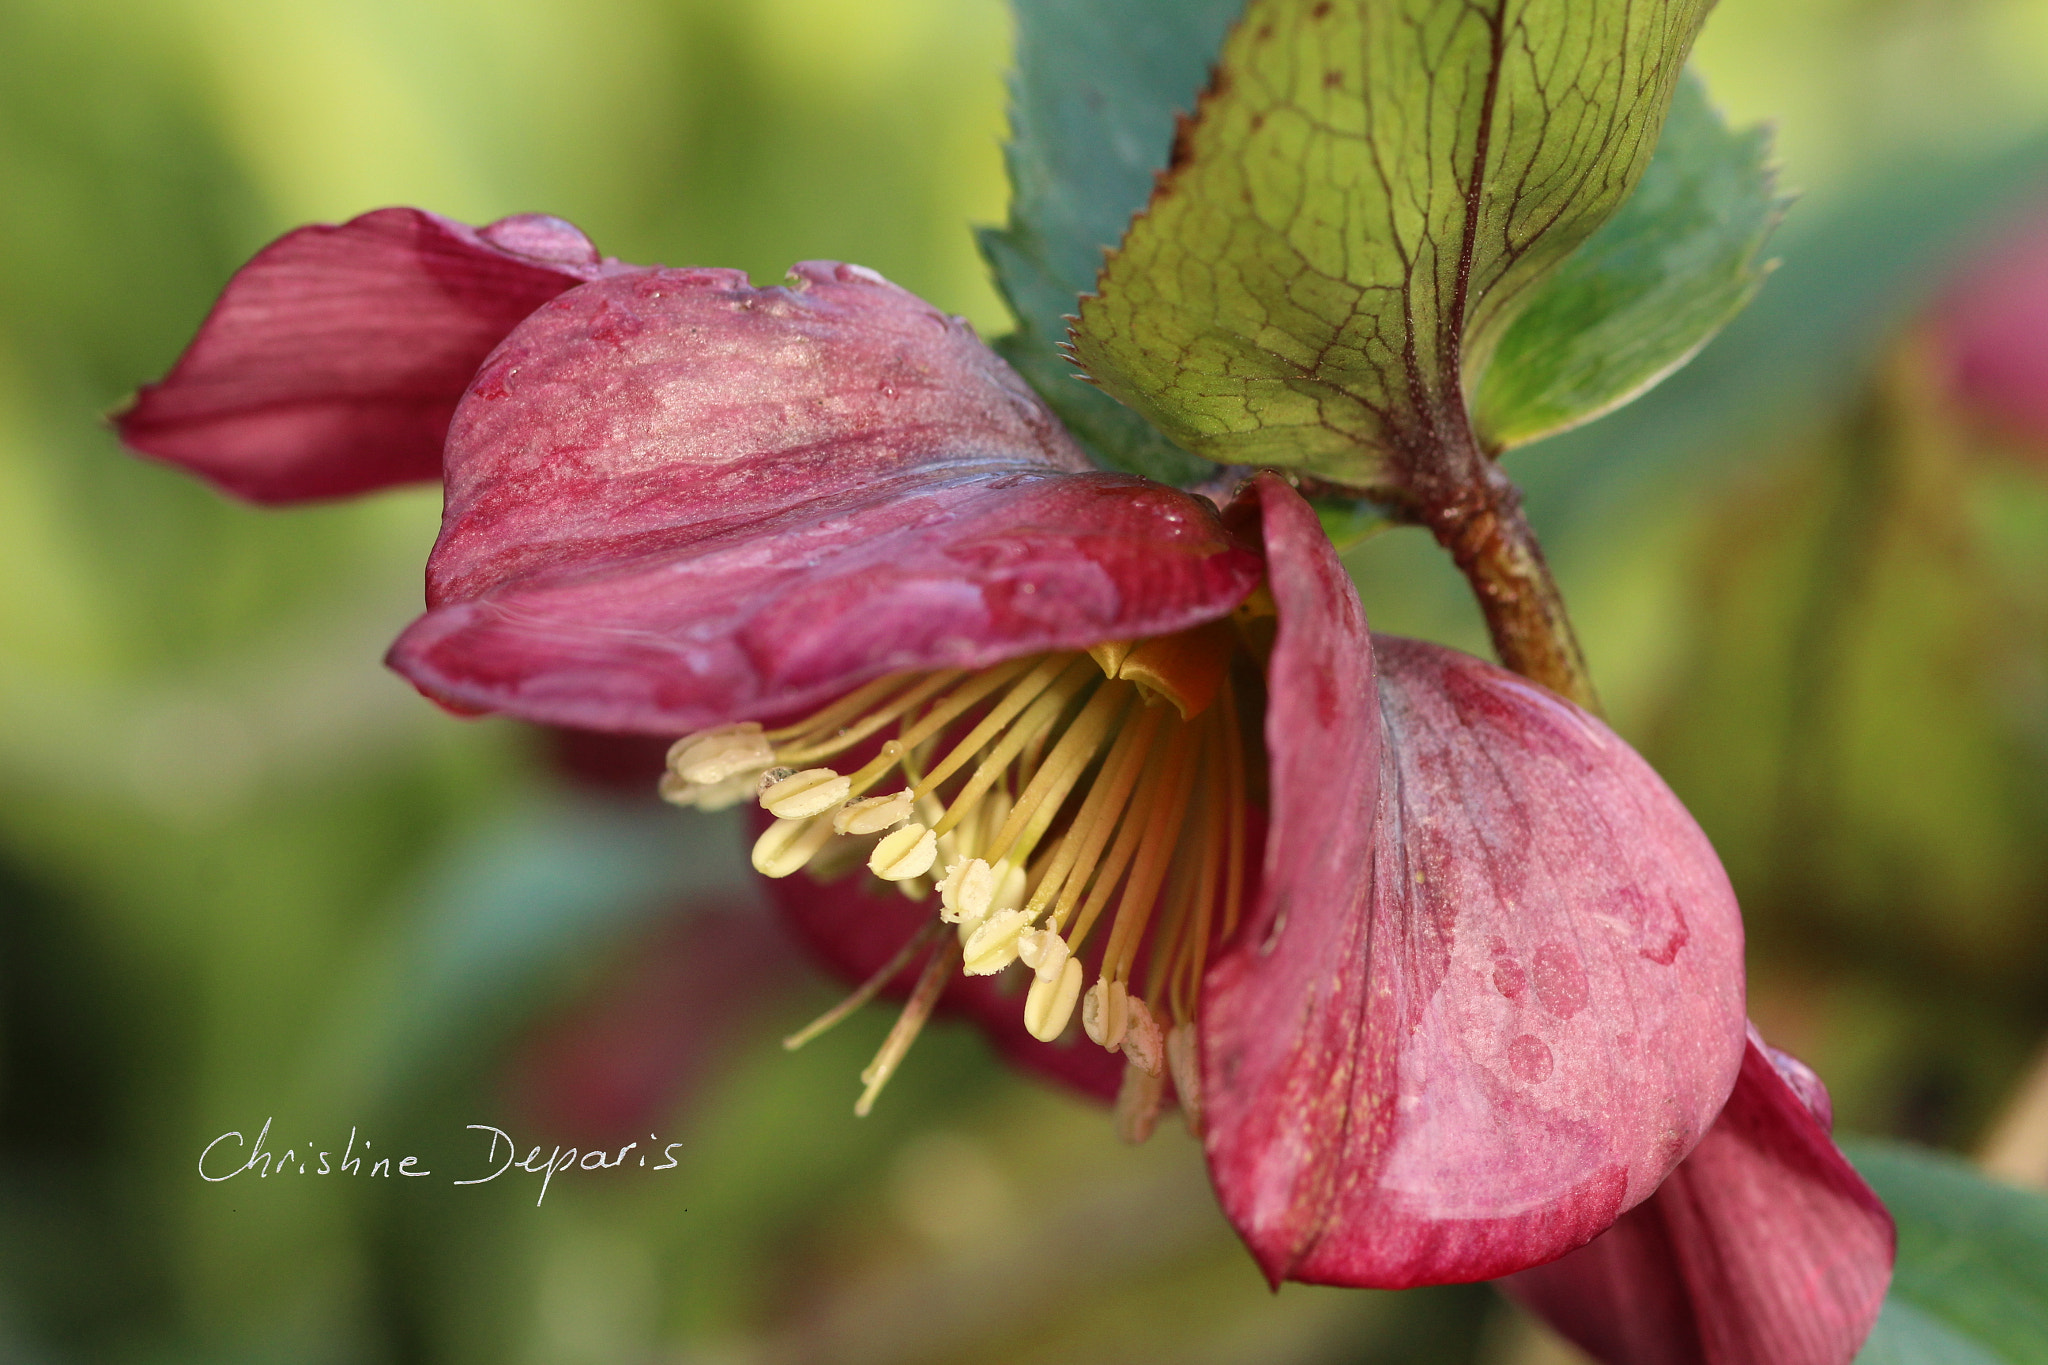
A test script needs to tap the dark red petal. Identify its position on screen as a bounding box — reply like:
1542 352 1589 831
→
765 868 1124 1101
1203 518 1748 1287
116 208 612 503
1503 1033 1895 1365
388 262 1260 733
506 900 801 1145
1199 472 1383 1268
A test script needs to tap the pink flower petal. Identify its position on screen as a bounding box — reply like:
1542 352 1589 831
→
1504 1032 1895 1365
117 208 614 503
389 262 1261 733
1203 547 1747 1286
1200 472 1384 1269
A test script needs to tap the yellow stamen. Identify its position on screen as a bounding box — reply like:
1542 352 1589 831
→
782 918 945 1052
1021 704 1162 927
682 610 1259 1122
922 658 1096 837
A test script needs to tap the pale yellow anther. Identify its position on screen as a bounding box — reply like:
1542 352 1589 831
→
834 789 913 836
1120 995 1165 1078
1023 957 1083 1041
962 908 1032 975
1016 928 1070 981
759 767 851 819
1167 1022 1204 1136
668 723 774 785
751 813 838 878
658 768 757 811
937 858 995 925
989 859 1029 916
1082 977 1130 1051
869 824 937 881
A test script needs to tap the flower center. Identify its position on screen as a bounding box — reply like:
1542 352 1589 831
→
661 609 1268 1136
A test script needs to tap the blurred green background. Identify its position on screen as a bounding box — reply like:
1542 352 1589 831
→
2 0 2046 1361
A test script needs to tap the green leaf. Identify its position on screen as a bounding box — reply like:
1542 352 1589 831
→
1472 70 1782 451
1313 495 1398 552
1845 1139 2048 1364
979 0 1243 485
1070 0 1709 488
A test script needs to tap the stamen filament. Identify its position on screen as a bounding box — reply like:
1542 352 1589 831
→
855 935 960 1117
1171 714 1229 1024
927 660 1097 840
772 670 964 765
1216 673 1249 943
983 683 1133 868
1100 723 1200 986
766 671 927 746
1030 705 1164 930
915 657 1090 818
782 917 946 1051
1063 733 1174 951
840 657 1050 797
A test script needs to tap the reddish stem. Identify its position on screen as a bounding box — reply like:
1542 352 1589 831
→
1409 454 1600 715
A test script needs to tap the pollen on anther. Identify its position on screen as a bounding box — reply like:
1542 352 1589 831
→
938 858 996 924
1082 977 1130 1051
1121 995 1165 1078
962 907 1032 975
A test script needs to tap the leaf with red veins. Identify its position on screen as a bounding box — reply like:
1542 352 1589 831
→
1504 1032 1895 1365
764 867 1126 1101
1204 605 1746 1288
389 261 1262 734
117 209 619 503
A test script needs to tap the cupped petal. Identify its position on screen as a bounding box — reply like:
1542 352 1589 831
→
1503 1032 1895 1365
389 262 1261 733
765 867 1125 1101
117 208 614 503
1200 472 1383 1265
1203 534 1748 1287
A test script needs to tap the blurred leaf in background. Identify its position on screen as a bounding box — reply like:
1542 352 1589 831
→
5 0 2048 1362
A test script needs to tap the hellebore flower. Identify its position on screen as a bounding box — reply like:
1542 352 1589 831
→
121 209 1879 1324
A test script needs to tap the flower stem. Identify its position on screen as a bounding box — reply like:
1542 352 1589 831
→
1413 457 1601 715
